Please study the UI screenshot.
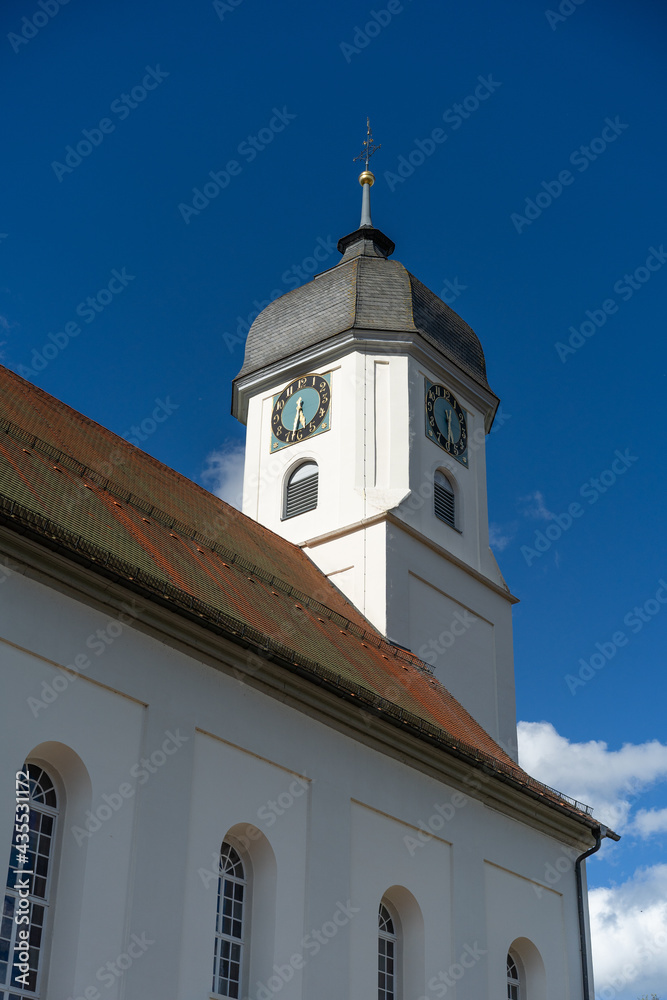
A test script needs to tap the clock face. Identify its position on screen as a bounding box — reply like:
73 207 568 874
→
424 379 468 466
270 373 332 451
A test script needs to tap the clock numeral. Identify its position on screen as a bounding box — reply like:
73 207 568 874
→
271 373 332 452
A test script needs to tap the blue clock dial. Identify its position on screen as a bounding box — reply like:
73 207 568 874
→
424 379 468 466
271 373 331 451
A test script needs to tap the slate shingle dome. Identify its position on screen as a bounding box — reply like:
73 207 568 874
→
235 225 493 395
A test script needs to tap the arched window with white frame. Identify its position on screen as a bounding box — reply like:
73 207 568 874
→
212 841 247 999
434 469 456 529
378 901 399 1000
506 951 521 999
283 461 318 519
1 763 58 998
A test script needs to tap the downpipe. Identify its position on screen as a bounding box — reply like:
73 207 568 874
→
576 824 620 999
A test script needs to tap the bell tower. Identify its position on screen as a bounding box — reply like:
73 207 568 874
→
232 124 518 759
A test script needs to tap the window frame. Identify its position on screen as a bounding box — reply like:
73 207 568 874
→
211 841 249 1000
2 763 59 1000
506 950 521 1000
378 900 400 1000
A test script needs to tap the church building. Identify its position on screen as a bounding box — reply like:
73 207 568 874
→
0 135 617 1000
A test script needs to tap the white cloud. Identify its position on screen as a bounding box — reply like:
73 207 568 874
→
632 807 667 839
589 865 667 999
489 521 517 552
517 721 667 831
519 489 556 521
201 442 246 509
517 722 667 997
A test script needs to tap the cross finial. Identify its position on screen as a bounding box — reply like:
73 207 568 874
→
353 117 381 170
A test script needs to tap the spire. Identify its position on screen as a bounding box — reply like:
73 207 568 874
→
353 117 381 227
338 118 395 262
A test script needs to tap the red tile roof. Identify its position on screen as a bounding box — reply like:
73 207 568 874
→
0 365 597 827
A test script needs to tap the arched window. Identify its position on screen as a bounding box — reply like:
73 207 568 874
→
378 902 398 1000
284 461 318 519
1 764 58 998
506 952 521 999
212 842 247 999
434 470 456 528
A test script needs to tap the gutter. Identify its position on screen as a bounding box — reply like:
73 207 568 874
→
0 498 610 833
576 824 621 999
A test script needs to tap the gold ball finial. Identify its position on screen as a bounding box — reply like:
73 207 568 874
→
359 170 375 186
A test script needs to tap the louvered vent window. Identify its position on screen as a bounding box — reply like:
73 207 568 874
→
284 461 318 519
434 470 456 528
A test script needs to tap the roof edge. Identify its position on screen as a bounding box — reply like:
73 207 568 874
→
337 225 395 257
0 495 610 834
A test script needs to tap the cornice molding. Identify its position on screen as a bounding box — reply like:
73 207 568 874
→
0 525 596 850
301 512 519 605
232 327 499 428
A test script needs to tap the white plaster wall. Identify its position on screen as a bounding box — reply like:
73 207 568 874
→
0 560 587 1000
240 344 516 754
485 862 566 999
303 520 387 631
1 574 145 1000
386 530 516 757
177 731 309 999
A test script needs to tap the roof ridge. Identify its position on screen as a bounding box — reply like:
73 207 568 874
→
0 412 432 672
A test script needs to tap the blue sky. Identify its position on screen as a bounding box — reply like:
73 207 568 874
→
2 0 666 994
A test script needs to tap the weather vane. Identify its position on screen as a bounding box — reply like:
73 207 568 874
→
353 117 381 170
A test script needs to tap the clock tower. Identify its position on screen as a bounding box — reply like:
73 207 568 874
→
232 130 518 759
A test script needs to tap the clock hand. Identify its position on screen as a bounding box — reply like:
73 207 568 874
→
293 397 306 433
445 409 454 443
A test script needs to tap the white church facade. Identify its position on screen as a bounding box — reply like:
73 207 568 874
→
0 158 617 1000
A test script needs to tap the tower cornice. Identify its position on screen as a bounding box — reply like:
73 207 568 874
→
232 326 499 428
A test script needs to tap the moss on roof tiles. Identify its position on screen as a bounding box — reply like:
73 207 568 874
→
0 365 525 774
